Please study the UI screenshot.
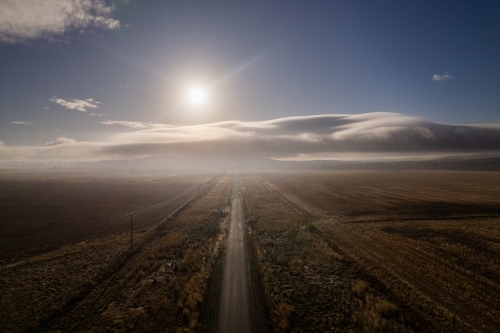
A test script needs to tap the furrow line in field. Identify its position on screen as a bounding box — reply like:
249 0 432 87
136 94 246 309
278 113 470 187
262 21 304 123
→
257 176 500 333
357 225 500 305
36 175 225 333
324 222 499 333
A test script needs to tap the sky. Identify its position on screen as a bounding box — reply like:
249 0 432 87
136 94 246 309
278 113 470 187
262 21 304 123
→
0 0 500 164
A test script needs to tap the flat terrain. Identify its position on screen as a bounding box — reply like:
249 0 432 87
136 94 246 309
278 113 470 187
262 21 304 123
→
0 171 232 333
0 170 208 261
262 170 500 220
1 169 499 332
245 170 500 332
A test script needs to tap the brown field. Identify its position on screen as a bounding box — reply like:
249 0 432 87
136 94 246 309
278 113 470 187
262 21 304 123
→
1 169 500 332
244 170 500 332
0 171 232 333
0 170 210 261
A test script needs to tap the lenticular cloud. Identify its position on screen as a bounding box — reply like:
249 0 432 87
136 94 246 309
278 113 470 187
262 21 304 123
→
1 113 500 162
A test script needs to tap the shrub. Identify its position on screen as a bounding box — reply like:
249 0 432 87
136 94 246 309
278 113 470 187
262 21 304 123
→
351 280 368 297
277 302 295 331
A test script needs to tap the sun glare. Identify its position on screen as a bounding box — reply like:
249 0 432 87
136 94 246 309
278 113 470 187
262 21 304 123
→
186 86 207 107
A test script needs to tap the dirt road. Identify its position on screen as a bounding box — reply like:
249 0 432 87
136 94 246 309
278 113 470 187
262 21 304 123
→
217 177 254 333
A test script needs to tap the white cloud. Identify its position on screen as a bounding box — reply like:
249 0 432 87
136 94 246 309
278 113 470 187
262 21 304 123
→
432 72 454 81
10 121 33 125
0 0 120 44
45 137 77 146
50 96 100 112
101 120 176 129
1 113 500 162
89 113 106 117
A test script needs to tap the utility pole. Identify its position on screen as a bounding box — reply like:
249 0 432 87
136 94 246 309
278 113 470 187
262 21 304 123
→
199 182 201 197
130 214 133 250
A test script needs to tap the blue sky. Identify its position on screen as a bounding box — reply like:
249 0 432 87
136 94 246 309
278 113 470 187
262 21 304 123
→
0 0 499 162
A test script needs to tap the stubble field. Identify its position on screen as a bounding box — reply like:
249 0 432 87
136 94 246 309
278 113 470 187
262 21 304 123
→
244 170 500 332
0 170 232 333
1 169 499 333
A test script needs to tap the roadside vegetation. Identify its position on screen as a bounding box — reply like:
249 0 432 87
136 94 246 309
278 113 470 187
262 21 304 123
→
0 173 232 333
242 175 417 332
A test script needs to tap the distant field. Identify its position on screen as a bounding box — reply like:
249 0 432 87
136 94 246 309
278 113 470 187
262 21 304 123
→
249 170 500 332
262 170 500 219
0 170 208 261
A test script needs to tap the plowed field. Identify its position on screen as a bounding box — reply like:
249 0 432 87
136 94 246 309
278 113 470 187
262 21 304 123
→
0 170 208 261
249 170 500 332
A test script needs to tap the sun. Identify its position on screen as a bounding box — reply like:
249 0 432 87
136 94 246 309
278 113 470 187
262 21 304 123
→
186 86 207 107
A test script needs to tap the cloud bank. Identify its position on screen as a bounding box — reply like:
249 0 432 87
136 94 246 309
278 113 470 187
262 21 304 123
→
1 113 500 162
101 120 177 129
50 96 101 112
0 0 120 43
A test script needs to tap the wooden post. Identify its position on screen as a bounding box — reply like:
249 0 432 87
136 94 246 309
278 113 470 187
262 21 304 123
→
130 214 133 251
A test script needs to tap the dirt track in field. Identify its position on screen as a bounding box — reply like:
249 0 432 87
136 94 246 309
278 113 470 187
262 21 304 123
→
257 171 500 333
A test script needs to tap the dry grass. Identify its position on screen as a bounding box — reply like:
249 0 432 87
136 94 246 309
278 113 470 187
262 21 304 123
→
3 169 498 332
0 233 131 332
262 170 500 220
0 173 232 333
257 170 500 332
242 174 414 332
